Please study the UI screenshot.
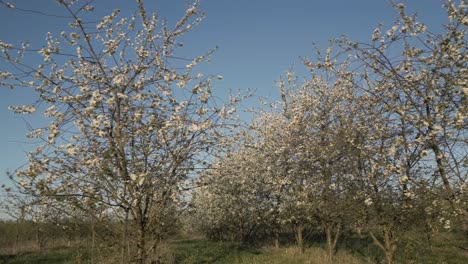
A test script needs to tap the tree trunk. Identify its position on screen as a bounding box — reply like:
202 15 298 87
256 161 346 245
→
149 237 161 263
14 220 19 254
35 224 39 250
325 224 332 262
91 220 96 264
369 228 397 264
67 231 71 248
35 223 45 250
385 251 395 264
74 221 78 247
356 225 362 237
274 232 280 250
136 220 146 264
383 229 397 264
462 219 468 253
324 222 341 263
295 222 304 254
121 209 129 264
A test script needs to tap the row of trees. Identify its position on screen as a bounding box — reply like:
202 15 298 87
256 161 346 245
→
1 0 466 263
191 2 467 263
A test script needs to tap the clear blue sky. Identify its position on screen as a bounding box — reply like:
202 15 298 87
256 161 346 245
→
0 0 448 188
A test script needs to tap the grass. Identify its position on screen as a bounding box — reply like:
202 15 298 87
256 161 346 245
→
156 239 373 264
0 240 371 264
0 247 84 264
0 233 466 263
394 231 468 264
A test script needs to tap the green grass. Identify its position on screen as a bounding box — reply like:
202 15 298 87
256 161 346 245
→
394 231 468 264
0 247 84 264
170 239 262 263
1 234 466 263
0 240 370 264
160 239 373 264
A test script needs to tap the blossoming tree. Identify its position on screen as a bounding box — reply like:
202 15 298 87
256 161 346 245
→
0 0 241 262
326 2 467 262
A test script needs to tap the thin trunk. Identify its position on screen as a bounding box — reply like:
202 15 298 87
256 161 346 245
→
128 240 131 261
274 232 280 250
332 223 341 252
35 224 39 249
325 224 332 261
239 224 244 242
14 220 19 254
369 229 397 264
35 223 42 250
150 238 161 263
356 225 362 237
385 251 395 264
383 229 397 264
136 219 146 264
295 222 304 254
121 209 129 264
91 221 96 264
67 232 71 248
463 220 468 252
324 222 342 263
74 221 78 247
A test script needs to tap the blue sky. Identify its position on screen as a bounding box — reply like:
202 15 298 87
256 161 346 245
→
0 0 449 189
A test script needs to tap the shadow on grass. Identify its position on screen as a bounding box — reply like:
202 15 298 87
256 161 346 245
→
0 255 15 264
0 247 87 264
171 239 261 264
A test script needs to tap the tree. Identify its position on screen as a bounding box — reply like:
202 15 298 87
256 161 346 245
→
1 182 33 254
305 1 467 263
338 0 467 216
0 1 241 262
193 147 275 244
251 107 312 254
272 68 362 260
194 67 364 259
